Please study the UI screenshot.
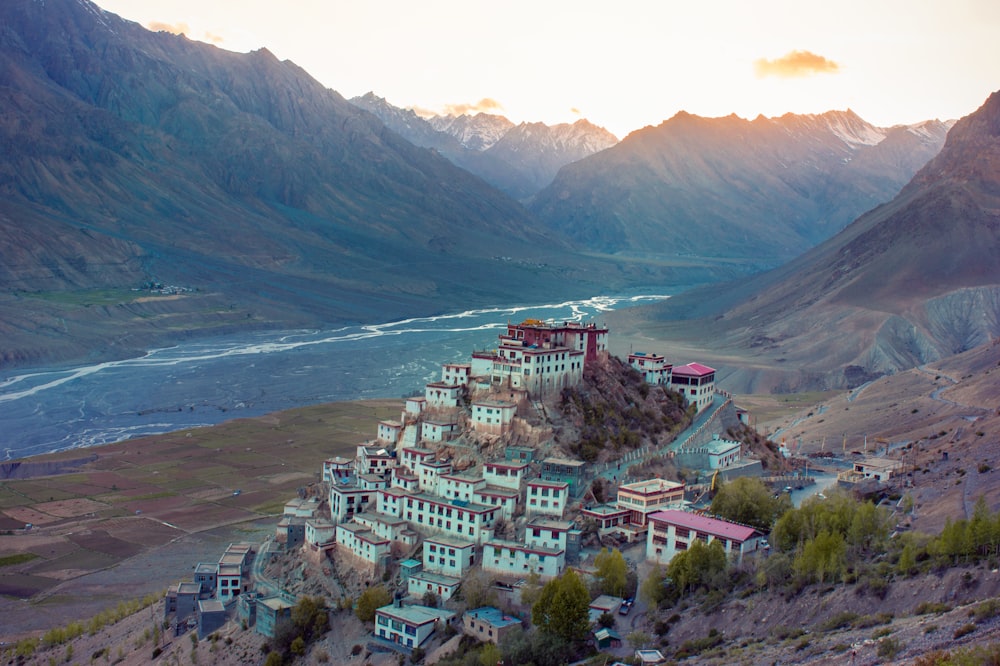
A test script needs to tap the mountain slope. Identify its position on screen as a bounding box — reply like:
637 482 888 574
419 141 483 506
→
350 94 618 199
531 110 950 266
0 0 650 368
612 92 1000 392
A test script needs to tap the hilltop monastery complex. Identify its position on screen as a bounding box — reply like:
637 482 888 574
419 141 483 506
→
165 319 766 650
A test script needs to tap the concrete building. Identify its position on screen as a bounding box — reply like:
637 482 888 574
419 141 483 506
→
439 473 487 502
335 522 391 564
671 363 716 413
474 485 520 521
193 563 217 595
417 459 454 494
216 543 253 601
305 517 336 547
421 419 458 443
404 396 427 418
463 607 521 645
197 599 227 639
398 492 499 544
275 516 306 550
408 571 462 602
471 400 517 435
374 603 455 649
377 420 402 445
483 460 529 491
441 363 472 387
329 481 375 524
646 510 762 565
357 445 396 477
526 479 569 517
540 457 586 494
628 352 672 385
423 535 477 577
424 382 463 409
525 517 575 552
256 597 294 638
322 456 354 484
482 539 565 579
400 446 436 473
580 505 630 536
617 479 686 529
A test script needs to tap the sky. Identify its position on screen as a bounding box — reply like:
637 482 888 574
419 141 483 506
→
93 0 1000 139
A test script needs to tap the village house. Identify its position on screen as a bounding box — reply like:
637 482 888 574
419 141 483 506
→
357 445 397 476
377 419 402 445
617 479 686 529
670 363 716 413
424 381 463 408
399 446 436 473
483 460 529 490
525 517 575 552
322 456 354 484
470 400 517 435
526 479 569 517
588 594 623 622
441 362 472 387
678 434 742 469
390 492 500 545
329 480 375 524
628 352 672 385
335 522 391 565
193 562 217 595
423 535 478 576
580 504 630 536
417 458 454 493
353 511 419 548
408 570 462 602
390 468 421 493
473 484 520 521
305 517 336 549
256 597 294 638
540 457 586 494
404 396 427 419
197 599 227 639
463 606 521 645
421 419 458 443
851 457 905 482
283 497 320 518
482 539 566 579
216 543 253 601
374 602 456 649
646 510 763 565
439 472 487 502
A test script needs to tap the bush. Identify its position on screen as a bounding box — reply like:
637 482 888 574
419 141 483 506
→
953 623 976 639
876 637 901 660
914 601 951 615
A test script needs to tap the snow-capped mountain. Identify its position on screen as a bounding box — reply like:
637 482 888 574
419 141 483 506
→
350 94 618 199
530 109 952 264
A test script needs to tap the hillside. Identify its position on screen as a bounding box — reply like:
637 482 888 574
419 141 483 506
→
0 0 670 369
531 109 949 266
608 91 1000 392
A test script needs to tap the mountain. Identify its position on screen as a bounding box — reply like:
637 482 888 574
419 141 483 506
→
0 0 654 368
531 110 951 268
427 112 515 151
611 92 1000 392
350 94 618 200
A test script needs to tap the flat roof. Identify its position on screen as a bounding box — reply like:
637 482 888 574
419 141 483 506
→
527 517 575 531
542 457 586 467
581 504 629 517
409 571 462 587
423 534 477 549
465 606 521 628
376 604 455 626
619 478 684 495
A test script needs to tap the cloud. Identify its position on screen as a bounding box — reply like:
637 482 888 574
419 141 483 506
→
570 107 582 116
203 32 225 45
147 21 190 36
441 98 505 116
754 50 840 78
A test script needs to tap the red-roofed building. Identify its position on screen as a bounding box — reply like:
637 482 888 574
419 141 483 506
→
670 363 716 413
646 509 762 565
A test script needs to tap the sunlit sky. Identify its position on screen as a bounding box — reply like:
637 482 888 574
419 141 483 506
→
94 0 999 139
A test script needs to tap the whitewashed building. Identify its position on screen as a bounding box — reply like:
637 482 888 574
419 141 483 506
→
628 352 672 385
335 522 391 564
421 420 458 443
374 603 455 649
377 420 402 445
671 363 716 413
482 539 565 579
441 363 472 387
483 461 529 491
408 571 462 602
471 400 517 435
423 535 477 577
646 510 762 565
525 479 569 517
424 382 462 409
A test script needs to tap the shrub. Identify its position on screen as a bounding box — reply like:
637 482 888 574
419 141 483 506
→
817 611 859 632
954 623 976 639
876 637 901 660
914 601 951 615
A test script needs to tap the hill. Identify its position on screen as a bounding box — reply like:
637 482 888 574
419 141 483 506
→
531 109 949 267
0 0 669 369
608 92 1000 392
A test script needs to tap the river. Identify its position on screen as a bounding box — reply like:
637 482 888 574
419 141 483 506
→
0 294 669 460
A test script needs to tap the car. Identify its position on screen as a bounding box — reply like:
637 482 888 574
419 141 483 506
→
619 597 634 615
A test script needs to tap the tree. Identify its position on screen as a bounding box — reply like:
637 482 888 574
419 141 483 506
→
667 539 727 596
711 477 791 531
793 529 847 583
356 586 392 623
640 564 670 606
594 547 627 597
519 571 543 608
532 569 591 643
459 570 498 609
479 643 501 666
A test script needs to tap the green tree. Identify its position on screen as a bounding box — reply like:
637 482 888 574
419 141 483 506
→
594 547 628 597
356 586 392 623
532 569 591 643
667 539 728 596
640 564 670 606
711 477 791 531
519 571 543 608
479 643 501 666
793 529 847 583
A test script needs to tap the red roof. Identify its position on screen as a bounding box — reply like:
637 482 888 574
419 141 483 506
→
648 510 759 542
672 362 716 377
